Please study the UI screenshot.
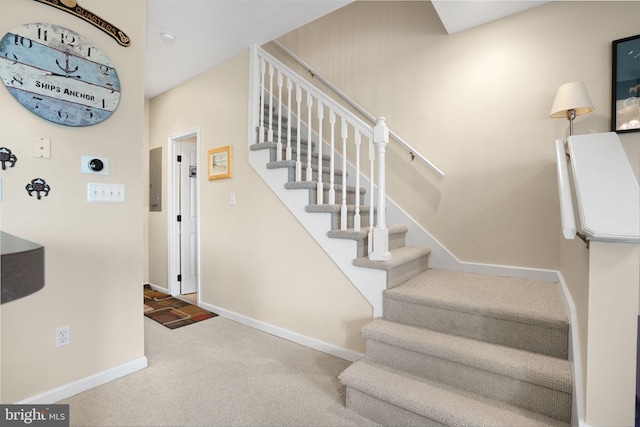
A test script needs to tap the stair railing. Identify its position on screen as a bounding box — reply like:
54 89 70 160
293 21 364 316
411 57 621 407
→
270 40 445 180
251 45 392 260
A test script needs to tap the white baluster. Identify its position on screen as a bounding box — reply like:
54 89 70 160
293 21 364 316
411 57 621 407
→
267 63 274 142
306 92 313 182
295 84 302 182
340 118 348 230
368 135 375 255
316 102 324 204
286 77 293 161
369 117 391 261
354 129 361 232
259 58 266 143
328 110 336 205
276 70 283 161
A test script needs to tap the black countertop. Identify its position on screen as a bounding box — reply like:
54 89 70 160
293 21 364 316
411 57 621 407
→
1 232 45 304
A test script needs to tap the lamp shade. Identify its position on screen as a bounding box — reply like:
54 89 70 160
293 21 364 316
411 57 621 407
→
549 81 595 118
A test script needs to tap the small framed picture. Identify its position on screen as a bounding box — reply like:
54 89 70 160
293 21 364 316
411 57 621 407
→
207 145 232 180
612 34 640 133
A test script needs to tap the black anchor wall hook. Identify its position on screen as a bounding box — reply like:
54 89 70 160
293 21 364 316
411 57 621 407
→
0 147 17 170
26 178 51 200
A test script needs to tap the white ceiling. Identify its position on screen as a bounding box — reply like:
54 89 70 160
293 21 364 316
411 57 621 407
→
145 0 548 99
431 1 547 35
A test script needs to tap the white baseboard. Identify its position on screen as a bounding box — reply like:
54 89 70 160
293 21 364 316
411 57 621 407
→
16 356 148 404
146 282 169 294
200 301 364 363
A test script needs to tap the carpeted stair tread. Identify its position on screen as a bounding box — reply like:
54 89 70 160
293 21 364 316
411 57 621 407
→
266 162 344 186
386 269 568 331
353 246 431 271
305 204 373 214
363 318 571 394
250 141 316 152
284 181 364 194
340 360 569 427
327 225 408 241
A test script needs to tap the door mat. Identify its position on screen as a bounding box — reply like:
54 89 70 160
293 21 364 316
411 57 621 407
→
144 285 217 329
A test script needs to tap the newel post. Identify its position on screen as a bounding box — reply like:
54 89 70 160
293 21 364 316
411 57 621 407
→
369 117 391 261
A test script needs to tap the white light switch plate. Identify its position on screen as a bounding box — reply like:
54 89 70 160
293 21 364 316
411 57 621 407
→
88 183 125 203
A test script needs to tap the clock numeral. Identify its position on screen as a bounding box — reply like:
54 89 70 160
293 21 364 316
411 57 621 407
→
57 110 69 121
100 64 111 74
60 32 76 47
85 109 94 120
13 35 33 49
11 74 24 86
4 52 18 64
37 28 48 42
32 96 43 109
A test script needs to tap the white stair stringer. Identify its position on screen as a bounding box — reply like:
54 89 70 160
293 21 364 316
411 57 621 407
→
249 147 387 317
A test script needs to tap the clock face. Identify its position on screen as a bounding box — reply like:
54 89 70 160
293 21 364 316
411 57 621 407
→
0 23 120 127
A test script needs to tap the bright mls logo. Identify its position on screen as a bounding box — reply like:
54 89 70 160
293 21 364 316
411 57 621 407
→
1 405 69 426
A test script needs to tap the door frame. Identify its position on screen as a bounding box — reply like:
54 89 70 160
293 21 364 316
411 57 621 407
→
167 127 202 301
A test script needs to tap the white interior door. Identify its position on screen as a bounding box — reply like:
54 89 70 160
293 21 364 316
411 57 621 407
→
180 141 198 294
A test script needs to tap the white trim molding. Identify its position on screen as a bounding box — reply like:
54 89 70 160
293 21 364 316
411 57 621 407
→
200 301 364 363
16 357 148 404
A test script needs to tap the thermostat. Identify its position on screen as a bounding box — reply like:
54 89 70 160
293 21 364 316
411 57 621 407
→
81 156 109 175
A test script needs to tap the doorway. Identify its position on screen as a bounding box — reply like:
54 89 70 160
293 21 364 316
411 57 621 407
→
168 128 201 303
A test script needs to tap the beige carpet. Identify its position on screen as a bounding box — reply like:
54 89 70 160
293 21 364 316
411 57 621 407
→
59 317 377 427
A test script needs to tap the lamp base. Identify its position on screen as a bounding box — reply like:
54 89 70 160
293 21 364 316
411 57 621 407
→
567 108 576 136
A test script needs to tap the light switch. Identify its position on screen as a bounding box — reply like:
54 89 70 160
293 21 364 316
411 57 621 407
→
88 183 125 203
33 137 51 159
229 193 236 206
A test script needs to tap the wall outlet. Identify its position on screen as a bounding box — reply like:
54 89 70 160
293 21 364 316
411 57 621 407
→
55 326 70 348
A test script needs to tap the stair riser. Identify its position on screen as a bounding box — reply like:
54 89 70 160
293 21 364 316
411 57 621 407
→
387 255 430 288
261 131 305 144
263 143 343 171
365 340 571 422
326 211 374 230
265 146 322 163
350 231 407 259
283 167 345 186
346 388 446 427
307 185 366 205
383 298 569 359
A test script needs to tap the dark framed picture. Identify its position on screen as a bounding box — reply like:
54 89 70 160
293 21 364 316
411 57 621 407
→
612 34 640 133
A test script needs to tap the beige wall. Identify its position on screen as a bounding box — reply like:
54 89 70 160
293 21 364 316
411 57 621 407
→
0 0 146 403
146 0 639 412
278 0 639 267
275 0 640 414
147 52 373 353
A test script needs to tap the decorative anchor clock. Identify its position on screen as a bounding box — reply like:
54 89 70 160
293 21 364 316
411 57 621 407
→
0 22 120 127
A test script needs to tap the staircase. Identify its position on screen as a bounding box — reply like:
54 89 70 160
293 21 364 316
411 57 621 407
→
249 47 572 427
340 270 571 427
251 105 432 294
